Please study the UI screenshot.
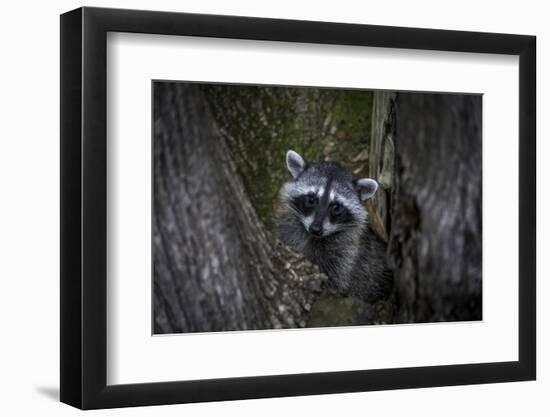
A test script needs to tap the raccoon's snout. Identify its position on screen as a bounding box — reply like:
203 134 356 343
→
309 222 323 237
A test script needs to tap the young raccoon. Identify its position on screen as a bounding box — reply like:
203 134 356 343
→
277 150 393 303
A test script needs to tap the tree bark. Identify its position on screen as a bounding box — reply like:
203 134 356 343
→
153 83 325 334
388 93 483 323
368 91 396 241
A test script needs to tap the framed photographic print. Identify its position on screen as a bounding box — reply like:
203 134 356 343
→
60 6 536 409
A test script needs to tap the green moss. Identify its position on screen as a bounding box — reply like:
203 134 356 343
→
306 288 390 327
202 84 374 231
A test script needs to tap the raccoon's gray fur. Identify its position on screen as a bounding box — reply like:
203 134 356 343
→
277 150 393 303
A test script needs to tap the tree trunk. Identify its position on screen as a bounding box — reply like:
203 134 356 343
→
368 91 396 241
388 93 483 323
153 83 325 334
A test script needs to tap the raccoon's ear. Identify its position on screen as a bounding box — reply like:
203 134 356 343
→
286 150 306 178
354 178 378 201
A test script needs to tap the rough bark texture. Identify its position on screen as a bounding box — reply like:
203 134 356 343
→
153 83 325 333
368 91 396 241
388 93 483 323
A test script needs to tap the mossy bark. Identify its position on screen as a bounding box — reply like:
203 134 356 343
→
153 83 325 333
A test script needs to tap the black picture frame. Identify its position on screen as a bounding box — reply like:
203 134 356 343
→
60 6 536 410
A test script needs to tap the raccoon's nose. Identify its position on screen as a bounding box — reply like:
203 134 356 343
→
309 223 323 237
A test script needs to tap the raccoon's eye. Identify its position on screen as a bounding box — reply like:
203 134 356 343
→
330 202 344 216
304 194 318 208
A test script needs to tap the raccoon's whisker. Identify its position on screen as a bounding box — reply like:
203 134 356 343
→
334 223 361 231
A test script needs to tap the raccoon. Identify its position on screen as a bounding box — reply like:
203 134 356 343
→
277 150 393 303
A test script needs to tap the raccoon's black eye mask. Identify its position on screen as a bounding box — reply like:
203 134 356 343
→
304 193 318 208
328 201 353 224
292 193 317 215
292 193 353 225
330 202 344 216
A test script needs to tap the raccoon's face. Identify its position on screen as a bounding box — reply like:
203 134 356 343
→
281 150 378 238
